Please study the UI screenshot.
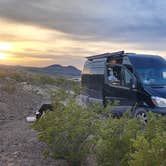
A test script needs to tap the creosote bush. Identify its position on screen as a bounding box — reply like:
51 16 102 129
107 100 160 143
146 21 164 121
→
33 89 106 165
0 68 79 90
1 81 16 94
129 115 166 166
33 89 166 166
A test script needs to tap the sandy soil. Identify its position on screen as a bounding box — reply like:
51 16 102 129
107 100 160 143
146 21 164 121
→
0 82 67 166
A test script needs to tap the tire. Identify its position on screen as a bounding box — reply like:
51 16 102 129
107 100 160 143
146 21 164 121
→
131 107 148 123
111 112 123 119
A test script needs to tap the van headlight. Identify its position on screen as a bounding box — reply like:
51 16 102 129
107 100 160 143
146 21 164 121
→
151 96 166 107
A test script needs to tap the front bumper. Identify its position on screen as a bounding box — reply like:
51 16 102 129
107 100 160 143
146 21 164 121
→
150 107 166 115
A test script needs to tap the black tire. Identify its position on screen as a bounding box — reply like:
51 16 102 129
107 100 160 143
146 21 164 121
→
131 107 148 123
103 95 107 108
111 112 123 119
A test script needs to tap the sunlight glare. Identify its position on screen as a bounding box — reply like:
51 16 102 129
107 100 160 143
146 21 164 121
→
0 42 13 51
0 53 7 59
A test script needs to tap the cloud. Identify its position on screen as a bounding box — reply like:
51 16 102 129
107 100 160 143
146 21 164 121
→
0 0 166 43
0 0 166 68
5 50 85 69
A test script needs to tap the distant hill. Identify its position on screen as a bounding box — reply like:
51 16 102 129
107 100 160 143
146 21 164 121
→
20 64 81 78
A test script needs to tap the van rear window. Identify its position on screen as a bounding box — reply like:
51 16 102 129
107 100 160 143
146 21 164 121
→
83 60 105 74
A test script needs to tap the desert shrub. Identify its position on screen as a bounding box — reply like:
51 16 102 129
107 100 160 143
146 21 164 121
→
95 113 166 166
33 90 103 165
26 73 79 90
0 70 7 79
29 74 56 85
129 115 166 166
33 89 166 166
10 72 26 82
0 68 79 90
1 81 16 94
53 77 80 90
95 115 140 166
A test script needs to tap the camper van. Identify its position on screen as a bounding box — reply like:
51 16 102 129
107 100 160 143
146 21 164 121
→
81 51 166 120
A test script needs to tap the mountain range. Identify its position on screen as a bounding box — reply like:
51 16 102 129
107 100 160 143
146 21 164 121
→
0 64 81 78
20 64 81 78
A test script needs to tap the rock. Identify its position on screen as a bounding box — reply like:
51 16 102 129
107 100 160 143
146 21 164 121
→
26 116 36 123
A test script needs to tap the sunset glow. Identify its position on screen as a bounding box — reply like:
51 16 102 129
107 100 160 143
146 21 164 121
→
0 53 7 59
0 42 13 51
0 42 13 60
0 1 166 69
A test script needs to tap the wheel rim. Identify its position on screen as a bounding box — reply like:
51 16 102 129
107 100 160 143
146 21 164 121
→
136 112 148 123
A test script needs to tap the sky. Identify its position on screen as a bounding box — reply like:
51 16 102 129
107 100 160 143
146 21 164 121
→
0 0 166 69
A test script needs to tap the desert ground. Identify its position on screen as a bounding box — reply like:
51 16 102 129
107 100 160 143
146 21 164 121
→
0 79 68 166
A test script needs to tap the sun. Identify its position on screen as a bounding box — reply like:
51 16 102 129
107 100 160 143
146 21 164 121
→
0 42 13 60
0 42 13 51
0 53 8 59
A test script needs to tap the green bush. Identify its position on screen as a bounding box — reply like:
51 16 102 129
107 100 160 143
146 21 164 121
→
33 90 102 165
129 115 166 166
33 89 166 166
10 72 26 82
53 77 80 90
28 74 56 85
0 68 79 89
95 116 140 166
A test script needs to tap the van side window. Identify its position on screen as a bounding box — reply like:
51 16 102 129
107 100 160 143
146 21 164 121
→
124 69 133 87
83 60 105 75
108 66 122 86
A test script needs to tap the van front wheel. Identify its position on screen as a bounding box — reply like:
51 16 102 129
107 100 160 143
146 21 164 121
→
131 107 148 123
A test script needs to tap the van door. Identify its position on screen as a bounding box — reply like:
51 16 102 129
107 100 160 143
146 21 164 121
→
122 67 138 105
104 65 137 106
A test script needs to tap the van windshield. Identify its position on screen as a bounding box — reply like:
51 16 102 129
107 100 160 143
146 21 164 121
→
129 55 166 86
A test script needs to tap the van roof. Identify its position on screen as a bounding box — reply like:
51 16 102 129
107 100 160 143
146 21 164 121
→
86 51 125 60
127 53 159 59
86 51 160 61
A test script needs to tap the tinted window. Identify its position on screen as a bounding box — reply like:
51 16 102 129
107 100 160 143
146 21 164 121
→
124 69 133 87
108 66 134 88
83 61 90 74
129 56 166 68
129 56 166 86
83 60 105 74
90 67 104 74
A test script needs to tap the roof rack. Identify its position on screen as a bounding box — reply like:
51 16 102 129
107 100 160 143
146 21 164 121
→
86 51 125 60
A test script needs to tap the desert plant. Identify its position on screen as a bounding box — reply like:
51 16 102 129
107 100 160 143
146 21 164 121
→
33 89 166 166
9 72 25 82
95 114 140 166
129 115 166 166
33 90 103 165
0 69 7 79
1 81 16 94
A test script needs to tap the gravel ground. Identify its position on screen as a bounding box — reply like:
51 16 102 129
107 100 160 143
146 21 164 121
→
0 82 67 166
